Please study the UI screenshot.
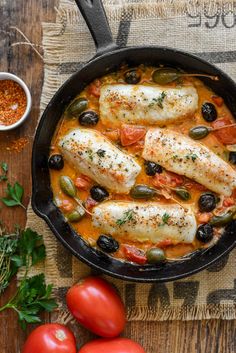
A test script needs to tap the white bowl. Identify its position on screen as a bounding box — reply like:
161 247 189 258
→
0 72 32 131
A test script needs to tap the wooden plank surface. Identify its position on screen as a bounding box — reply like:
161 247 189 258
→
0 0 236 352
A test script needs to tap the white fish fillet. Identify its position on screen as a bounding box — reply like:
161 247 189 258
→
59 128 141 193
142 128 236 196
99 84 198 126
92 201 197 244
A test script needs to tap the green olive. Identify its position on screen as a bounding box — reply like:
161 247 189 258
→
67 209 85 222
146 248 166 264
66 97 88 118
175 188 191 201
59 176 76 197
130 184 157 199
152 67 180 84
189 126 210 140
210 211 234 227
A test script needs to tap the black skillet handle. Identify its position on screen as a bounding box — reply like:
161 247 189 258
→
74 0 118 56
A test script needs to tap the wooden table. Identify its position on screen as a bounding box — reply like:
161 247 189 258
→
0 1 236 352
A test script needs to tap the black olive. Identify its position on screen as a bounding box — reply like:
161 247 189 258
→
97 234 119 253
90 185 109 202
145 161 163 176
124 69 141 84
198 192 217 212
229 152 236 164
79 111 99 126
48 154 64 170
201 102 217 122
196 224 214 243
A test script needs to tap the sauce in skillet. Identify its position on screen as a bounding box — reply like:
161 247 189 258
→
49 65 236 264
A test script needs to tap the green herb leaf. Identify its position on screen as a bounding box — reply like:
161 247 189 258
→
116 210 134 226
1 162 8 173
1 182 25 209
159 212 170 227
185 153 198 162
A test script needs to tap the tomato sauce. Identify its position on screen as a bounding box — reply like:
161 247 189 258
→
49 65 236 263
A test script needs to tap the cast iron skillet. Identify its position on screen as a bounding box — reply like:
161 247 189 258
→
32 0 236 282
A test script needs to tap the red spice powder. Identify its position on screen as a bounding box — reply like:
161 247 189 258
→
0 80 27 126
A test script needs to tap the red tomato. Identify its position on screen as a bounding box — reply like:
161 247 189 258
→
85 197 98 211
223 197 235 207
122 245 147 265
60 200 74 212
120 125 146 146
66 277 126 338
78 338 146 353
22 324 76 353
75 175 91 189
212 117 236 145
152 172 183 188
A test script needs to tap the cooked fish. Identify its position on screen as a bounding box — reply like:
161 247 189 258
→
99 84 198 126
92 201 197 244
142 128 236 196
59 128 141 193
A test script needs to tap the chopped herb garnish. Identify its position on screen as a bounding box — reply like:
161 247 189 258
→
97 149 106 157
149 91 166 109
159 212 170 227
186 153 198 162
116 210 134 226
87 149 93 161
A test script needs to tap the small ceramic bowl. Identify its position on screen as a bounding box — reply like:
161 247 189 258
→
0 72 32 131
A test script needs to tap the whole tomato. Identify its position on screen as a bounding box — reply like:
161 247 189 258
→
22 323 76 353
66 276 126 337
78 338 146 353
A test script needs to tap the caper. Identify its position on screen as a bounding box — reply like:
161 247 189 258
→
210 211 234 227
152 67 180 84
175 188 191 201
189 126 210 140
145 161 163 176
97 234 119 253
201 102 217 122
198 192 217 212
48 154 64 170
59 176 76 197
130 185 157 199
196 224 214 243
79 110 99 126
66 97 88 118
124 69 141 84
67 209 85 222
146 248 166 264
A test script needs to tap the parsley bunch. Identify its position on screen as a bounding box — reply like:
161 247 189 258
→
0 226 57 329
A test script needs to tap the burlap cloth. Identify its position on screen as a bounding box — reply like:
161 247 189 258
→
27 0 236 321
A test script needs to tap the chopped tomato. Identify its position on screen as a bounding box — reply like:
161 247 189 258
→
156 239 173 248
103 129 120 142
212 117 236 145
85 197 98 211
88 79 101 98
75 175 91 189
60 200 74 212
212 95 224 107
120 124 146 146
223 197 235 207
122 245 147 265
152 172 183 188
197 212 212 223
184 180 206 191
232 189 236 199
131 139 145 152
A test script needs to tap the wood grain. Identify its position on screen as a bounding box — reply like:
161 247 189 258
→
0 1 236 352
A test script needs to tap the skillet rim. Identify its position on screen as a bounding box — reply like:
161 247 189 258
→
32 45 236 282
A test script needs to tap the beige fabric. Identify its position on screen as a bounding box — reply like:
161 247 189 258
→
25 0 236 321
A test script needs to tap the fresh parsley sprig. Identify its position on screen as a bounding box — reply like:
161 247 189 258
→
0 162 8 182
1 182 25 209
116 210 134 226
0 226 57 329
